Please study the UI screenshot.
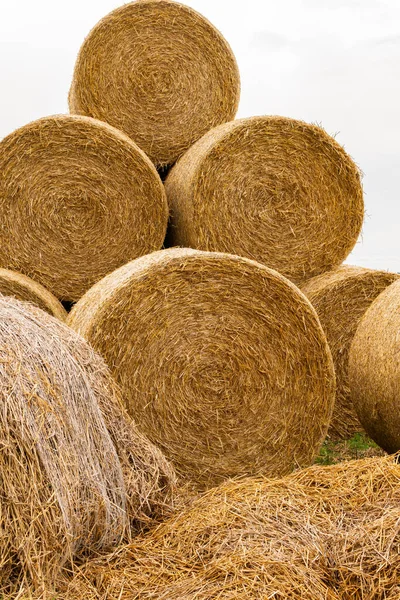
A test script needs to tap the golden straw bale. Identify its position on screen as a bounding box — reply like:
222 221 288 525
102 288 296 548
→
67 247 335 488
349 278 400 453
59 455 400 600
0 268 67 320
302 265 399 439
69 0 240 167
0 115 168 301
165 116 364 286
0 295 176 596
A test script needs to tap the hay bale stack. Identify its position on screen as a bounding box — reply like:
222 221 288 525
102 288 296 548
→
60 455 400 600
302 266 399 439
0 115 168 301
165 116 364 286
67 247 335 488
349 278 400 453
69 0 240 167
0 295 176 595
0 268 67 320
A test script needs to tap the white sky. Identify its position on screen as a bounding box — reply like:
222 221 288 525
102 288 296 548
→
0 0 399 272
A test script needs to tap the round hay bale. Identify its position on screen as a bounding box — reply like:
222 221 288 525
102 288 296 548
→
165 116 364 286
301 266 399 440
60 455 400 600
0 115 168 301
349 278 400 453
0 294 176 595
69 0 240 167
67 247 336 488
0 268 67 320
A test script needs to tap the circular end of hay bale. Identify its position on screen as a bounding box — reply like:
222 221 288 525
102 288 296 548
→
0 115 168 301
0 268 67 320
349 278 400 453
165 116 364 285
302 266 399 440
69 0 240 167
68 248 335 488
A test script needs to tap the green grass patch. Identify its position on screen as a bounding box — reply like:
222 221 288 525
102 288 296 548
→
316 432 384 466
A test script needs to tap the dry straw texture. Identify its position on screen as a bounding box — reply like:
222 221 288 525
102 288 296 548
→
165 116 364 286
67 247 335 488
59 455 400 600
69 0 240 167
349 278 400 453
0 295 176 596
0 268 67 320
302 265 399 440
0 114 168 302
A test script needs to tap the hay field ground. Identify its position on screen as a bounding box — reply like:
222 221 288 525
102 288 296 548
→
316 432 385 465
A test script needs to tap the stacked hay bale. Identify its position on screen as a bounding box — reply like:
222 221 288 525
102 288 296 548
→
349 278 400 453
302 266 399 439
0 115 168 301
67 247 336 488
0 295 176 595
0 268 67 319
59 455 400 600
69 0 240 167
3 0 396 596
164 116 364 285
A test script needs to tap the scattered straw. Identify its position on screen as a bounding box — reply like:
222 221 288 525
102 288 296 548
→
0 114 168 301
302 265 399 439
67 247 335 488
58 455 400 600
165 116 364 286
0 295 176 596
69 0 240 167
0 268 67 320
349 278 400 453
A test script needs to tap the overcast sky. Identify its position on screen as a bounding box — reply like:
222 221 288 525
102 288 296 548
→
0 0 398 272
